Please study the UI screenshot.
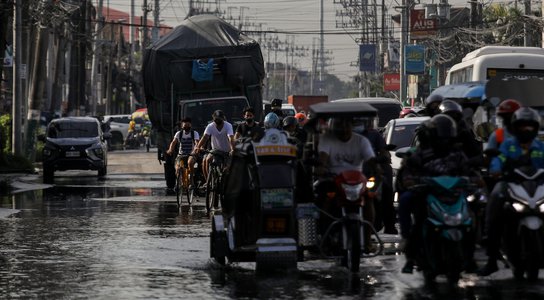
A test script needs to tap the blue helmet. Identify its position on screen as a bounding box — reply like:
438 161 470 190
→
264 112 280 129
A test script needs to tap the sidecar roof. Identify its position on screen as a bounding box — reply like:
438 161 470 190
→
308 101 377 119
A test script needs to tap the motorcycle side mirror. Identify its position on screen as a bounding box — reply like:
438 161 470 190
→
395 146 411 159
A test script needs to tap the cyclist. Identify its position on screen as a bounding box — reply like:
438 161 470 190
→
194 110 234 181
234 106 263 141
166 117 200 178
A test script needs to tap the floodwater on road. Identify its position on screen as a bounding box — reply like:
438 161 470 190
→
0 173 544 299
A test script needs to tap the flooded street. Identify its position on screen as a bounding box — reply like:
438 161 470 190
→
1 149 544 299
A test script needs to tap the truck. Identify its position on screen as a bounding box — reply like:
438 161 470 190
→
142 14 265 189
287 95 328 113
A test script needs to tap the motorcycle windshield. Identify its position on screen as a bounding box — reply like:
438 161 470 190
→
257 163 295 188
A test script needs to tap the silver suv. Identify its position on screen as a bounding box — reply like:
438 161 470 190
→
103 114 131 150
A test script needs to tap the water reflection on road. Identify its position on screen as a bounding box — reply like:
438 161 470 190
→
0 183 544 298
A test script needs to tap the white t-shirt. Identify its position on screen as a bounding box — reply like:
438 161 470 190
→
174 130 200 155
318 132 375 175
203 121 234 152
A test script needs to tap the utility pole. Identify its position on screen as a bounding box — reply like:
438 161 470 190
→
152 0 159 42
524 0 531 46
142 0 149 49
399 0 408 103
91 0 104 115
319 0 324 94
129 0 135 112
12 0 22 156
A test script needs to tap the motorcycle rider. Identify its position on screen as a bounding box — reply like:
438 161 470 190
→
234 106 263 141
194 110 234 181
316 116 378 252
166 117 200 179
438 100 483 160
478 107 544 276
420 94 444 117
397 114 473 273
484 99 521 153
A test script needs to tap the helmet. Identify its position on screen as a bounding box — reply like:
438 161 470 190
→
271 98 283 108
496 99 521 115
264 112 280 129
424 94 444 117
282 116 297 129
511 107 541 143
425 93 444 106
294 112 306 123
439 100 463 121
430 114 458 140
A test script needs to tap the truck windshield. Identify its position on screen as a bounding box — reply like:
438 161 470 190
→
183 98 249 134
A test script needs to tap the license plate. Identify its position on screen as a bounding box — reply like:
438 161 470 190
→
265 217 286 233
261 188 293 208
65 151 80 157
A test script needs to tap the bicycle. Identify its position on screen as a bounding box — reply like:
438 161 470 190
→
204 149 229 215
175 154 195 207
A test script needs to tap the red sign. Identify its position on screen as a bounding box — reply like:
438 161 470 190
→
410 9 437 39
384 73 400 91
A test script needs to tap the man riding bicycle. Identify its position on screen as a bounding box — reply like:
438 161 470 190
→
194 110 235 181
166 117 200 178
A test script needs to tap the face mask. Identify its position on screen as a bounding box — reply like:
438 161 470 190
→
245 118 254 124
517 129 537 144
214 118 223 125
183 127 191 132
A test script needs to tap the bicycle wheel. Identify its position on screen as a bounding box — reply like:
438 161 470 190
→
186 170 194 205
213 172 221 209
205 170 216 214
175 171 183 207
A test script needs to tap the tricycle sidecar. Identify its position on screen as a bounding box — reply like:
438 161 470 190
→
210 128 299 271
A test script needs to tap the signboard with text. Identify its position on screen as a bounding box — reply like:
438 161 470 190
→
410 9 437 39
405 45 425 75
383 74 400 91
359 44 376 72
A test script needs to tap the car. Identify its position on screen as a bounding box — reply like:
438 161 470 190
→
40 117 109 183
262 100 297 118
103 114 131 150
332 97 403 130
383 116 430 172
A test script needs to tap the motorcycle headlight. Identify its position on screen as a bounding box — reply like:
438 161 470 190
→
366 177 376 189
444 212 463 226
341 183 363 201
539 203 544 213
512 202 526 213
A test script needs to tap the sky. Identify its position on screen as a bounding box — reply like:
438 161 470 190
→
104 0 483 82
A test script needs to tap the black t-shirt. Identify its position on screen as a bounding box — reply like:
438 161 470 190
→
236 121 263 139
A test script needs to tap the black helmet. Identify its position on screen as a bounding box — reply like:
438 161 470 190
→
511 107 541 143
439 100 463 121
424 94 444 117
282 116 297 129
425 93 444 106
430 114 457 140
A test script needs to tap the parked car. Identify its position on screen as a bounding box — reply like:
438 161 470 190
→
332 97 402 130
40 117 109 183
103 114 131 150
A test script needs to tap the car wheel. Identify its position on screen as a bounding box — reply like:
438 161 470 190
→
98 166 107 177
43 167 54 183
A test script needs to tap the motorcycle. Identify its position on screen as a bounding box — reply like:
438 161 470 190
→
296 101 384 273
210 130 299 272
125 130 141 149
409 175 474 284
501 166 544 280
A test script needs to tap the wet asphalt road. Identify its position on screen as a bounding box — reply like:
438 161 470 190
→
1 149 544 299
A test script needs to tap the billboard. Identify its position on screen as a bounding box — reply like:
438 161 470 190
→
410 9 437 39
405 45 425 75
359 44 376 72
383 73 400 91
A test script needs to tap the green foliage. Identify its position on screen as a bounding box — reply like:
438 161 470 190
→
0 114 11 155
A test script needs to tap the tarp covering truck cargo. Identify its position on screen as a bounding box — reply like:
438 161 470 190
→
142 14 265 189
